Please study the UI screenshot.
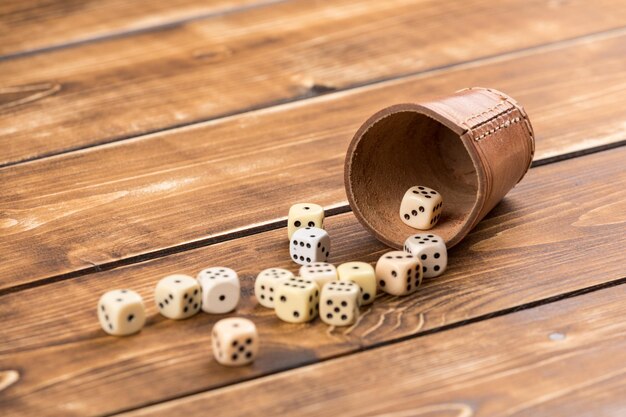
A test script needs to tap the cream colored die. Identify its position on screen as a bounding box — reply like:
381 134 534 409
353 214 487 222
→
274 277 320 323
400 186 443 230
211 317 259 366
287 203 324 239
404 233 448 278
97 289 146 336
337 262 376 305
197 267 240 314
375 251 423 296
254 268 294 308
299 262 337 288
319 281 360 326
154 274 202 319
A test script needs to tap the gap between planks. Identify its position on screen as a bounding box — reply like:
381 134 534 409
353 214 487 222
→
105 277 626 416
1 140 624 298
0 0 289 62
2 146 624 416
2 25 626 170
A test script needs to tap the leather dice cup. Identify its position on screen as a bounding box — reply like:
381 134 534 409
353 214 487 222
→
344 87 535 249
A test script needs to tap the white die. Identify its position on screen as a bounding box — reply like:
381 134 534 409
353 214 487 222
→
299 262 337 288
319 281 360 326
290 227 330 266
97 289 146 336
254 268 294 308
197 267 240 314
154 274 202 319
212 318 259 366
288 203 324 239
399 186 443 230
404 233 447 278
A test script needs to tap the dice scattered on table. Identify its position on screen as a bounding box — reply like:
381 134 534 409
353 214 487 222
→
197 267 241 314
375 251 423 296
154 274 202 319
274 277 320 323
400 186 443 230
337 261 376 305
404 233 447 278
211 317 259 366
95 195 453 366
290 226 330 265
320 281 360 326
97 289 146 336
288 203 324 239
254 268 294 308
299 262 337 288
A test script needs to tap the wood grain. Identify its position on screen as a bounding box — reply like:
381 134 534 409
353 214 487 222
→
1 32 626 291
0 0 270 57
1 0 625 165
1 149 624 416
126 285 626 417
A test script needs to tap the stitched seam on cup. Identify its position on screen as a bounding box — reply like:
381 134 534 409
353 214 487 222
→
463 101 511 126
474 111 523 141
466 107 519 141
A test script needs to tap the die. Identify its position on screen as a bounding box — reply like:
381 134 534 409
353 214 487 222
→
154 274 202 319
404 233 448 278
375 251 423 296
197 267 240 314
299 262 337 288
254 268 294 308
337 262 376 305
274 277 320 323
319 281 360 326
399 186 443 230
288 203 324 239
97 289 146 336
211 317 259 366
290 227 330 266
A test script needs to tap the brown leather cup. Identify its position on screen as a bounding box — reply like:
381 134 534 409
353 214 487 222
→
344 87 535 249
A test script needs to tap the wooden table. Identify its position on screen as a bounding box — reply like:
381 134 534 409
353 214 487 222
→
1 1 625 415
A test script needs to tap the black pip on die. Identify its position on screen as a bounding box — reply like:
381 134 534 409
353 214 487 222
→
288 203 324 239
154 274 202 319
320 281 360 326
211 317 259 366
337 262 376 305
274 277 320 323
404 233 447 278
97 289 146 336
400 186 443 230
375 251 423 296
299 262 337 288
197 267 240 314
254 268 294 308
290 227 330 266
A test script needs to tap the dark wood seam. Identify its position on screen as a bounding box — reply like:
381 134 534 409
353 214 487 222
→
2 26 624 170
102 275 626 417
0 0 290 62
1 141 624 297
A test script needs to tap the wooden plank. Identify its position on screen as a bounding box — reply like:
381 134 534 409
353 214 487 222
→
1 32 625 291
0 0 269 57
1 0 625 165
124 285 626 417
0 148 624 416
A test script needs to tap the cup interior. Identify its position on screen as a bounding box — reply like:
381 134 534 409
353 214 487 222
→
345 108 479 248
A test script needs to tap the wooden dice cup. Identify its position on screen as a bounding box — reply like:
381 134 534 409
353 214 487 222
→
344 87 535 249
